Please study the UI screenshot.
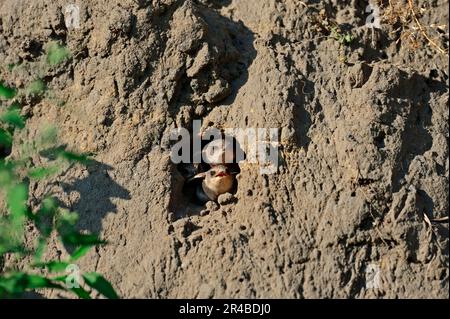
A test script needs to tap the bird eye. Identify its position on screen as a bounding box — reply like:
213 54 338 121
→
210 170 216 176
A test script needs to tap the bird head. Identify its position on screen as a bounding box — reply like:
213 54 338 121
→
202 138 235 165
206 164 231 180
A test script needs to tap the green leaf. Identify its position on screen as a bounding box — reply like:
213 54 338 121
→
26 79 46 96
39 145 67 160
70 286 92 299
52 275 93 299
33 261 70 273
4 184 28 252
0 108 26 129
25 274 63 290
70 245 93 262
46 42 70 66
0 241 27 256
61 233 105 246
52 274 68 282
28 165 60 180
0 128 13 148
38 197 58 215
34 197 58 238
0 81 17 99
58 150 91 164
33 236 47 262
6 183 28 224
0 161 15 187
0 275 20 294
0 273 63 295
57 209 79 227
344 34 354 44
39 146 91 164
83 272 119 299
34 197 58 224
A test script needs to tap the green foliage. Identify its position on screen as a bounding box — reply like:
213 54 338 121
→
83 273 119 299
27 165 60 180
33 261 71 273
69 245 92 262
0 273 64 297
0 82 17 99
58 150 91 164
1 42 70 110
46 42 70 66
0 128 13 149
1 107 26 129
0 82 118 299
330 27 354 45
26 79 46 96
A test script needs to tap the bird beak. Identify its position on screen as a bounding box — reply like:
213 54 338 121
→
215 171 229 177
188 172 207 182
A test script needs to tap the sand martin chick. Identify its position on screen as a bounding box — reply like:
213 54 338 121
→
190 164 235 204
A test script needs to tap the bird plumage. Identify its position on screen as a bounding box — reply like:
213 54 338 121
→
180 138 241 205
187 164 235 204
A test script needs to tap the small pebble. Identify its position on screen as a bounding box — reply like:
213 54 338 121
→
206 201 219 211
200 209 210 216
194 104 206 116
218 193 236 205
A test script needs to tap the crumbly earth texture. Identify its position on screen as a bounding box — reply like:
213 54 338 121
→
0 0 448 298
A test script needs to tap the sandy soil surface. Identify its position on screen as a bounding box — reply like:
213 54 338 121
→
0 0 448 298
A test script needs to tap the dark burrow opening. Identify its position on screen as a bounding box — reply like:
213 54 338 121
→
171 130 245 218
